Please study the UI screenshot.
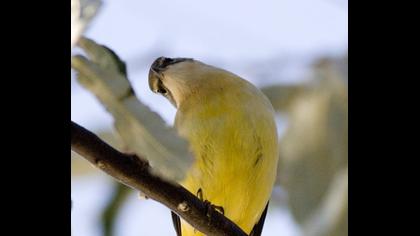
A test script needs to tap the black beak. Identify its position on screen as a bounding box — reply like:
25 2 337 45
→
149 57 192 108
150 57 192 73
149 57 192 93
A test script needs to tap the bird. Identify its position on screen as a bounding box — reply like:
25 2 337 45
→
148 57 279 236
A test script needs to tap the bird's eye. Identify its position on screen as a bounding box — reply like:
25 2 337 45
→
157 87 167 94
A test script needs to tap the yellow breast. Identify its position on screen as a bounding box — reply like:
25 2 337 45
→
175 76 279 235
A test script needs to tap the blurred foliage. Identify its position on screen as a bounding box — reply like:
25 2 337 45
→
265 53 348 236
262 85 307 113
72 38 193 182
71 0 101 49
101 183 131 236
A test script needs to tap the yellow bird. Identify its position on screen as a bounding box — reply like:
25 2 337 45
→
149 57 279 236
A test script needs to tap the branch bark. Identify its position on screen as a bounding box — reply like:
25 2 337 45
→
71 121 248 236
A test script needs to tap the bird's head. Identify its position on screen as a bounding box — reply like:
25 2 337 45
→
148 57 237 108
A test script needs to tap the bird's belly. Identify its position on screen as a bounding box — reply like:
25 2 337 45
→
180 152 273 235
175 97 279 235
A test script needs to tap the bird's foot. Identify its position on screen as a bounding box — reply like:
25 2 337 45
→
196 188 225 217
203 200 225 216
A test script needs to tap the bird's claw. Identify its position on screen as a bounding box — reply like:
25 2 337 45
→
196 188 225 218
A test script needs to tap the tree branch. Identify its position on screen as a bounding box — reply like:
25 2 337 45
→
71 121 248 236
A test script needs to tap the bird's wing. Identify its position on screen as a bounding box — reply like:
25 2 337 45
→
250 202 269 236
171 211 182 236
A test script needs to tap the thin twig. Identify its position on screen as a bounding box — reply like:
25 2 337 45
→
71 121 248 236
